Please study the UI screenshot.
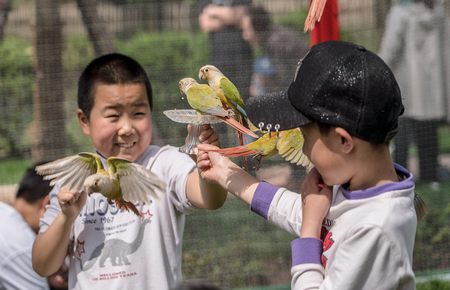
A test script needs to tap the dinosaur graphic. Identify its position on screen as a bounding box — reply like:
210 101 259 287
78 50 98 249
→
82 218 150 271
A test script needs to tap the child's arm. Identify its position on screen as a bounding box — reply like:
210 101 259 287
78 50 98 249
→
290 169 331 289
185 125 228 210
197 143 305 235
32 188 86 277
196 143 259 205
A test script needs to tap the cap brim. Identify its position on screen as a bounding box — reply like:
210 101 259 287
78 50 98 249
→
245 90 312 131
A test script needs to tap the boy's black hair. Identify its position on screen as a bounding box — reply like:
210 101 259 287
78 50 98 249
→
16 162 52 204
77 53 153 119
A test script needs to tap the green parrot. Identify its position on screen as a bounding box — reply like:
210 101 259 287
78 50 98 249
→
179 77 258 138
35 152 166 216
207 128 312 170
198 64 258 132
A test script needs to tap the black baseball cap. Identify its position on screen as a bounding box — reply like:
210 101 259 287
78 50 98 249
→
246 41 404 144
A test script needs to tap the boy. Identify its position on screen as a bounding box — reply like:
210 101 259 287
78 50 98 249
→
32 53 227 290
197 41 418 289
0 164 68 290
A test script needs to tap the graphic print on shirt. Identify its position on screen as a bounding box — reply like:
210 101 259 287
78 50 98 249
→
80 218 150 271
320 218 335 268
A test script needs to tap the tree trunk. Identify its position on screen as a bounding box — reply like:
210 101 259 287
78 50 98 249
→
76 0 115 55
32 0 65 162
0 0 10 40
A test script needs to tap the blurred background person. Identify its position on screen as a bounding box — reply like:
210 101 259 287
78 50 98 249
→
379 0 450 183
240 5 309 97
198 0 253 98
0 163 68 290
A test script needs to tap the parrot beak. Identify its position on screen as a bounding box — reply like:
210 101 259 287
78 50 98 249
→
198 69 205 80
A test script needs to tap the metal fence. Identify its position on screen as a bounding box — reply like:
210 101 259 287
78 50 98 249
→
1 0 450 289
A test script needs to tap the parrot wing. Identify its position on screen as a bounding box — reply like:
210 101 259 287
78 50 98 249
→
186 84 257 138
35 152 100 192
219 76 246 114
276 128 312 169
187 84 229 117
108 157 166 203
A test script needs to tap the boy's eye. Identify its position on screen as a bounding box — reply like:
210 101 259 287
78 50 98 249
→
106 114 119 119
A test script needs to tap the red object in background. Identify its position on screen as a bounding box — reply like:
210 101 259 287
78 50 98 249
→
310 0 340 46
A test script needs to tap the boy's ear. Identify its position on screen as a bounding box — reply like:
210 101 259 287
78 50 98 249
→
335 127 354 154
77 109 91 136
36 194 50 219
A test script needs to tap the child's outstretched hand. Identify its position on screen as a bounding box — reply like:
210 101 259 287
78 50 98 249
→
196 143 235 186
197 143 260 205
58 187 87 221
300 168 332 238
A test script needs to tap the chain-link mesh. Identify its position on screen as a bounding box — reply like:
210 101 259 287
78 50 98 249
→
0 0 449 288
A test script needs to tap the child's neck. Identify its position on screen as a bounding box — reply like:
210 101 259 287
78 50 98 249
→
347 146 399 191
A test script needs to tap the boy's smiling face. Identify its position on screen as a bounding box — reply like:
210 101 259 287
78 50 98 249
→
78 83 152 161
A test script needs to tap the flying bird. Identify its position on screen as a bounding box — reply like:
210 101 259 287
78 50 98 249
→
35 152 166 216
179 77 258 139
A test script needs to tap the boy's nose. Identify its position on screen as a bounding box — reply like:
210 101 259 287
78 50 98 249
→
118 119 135 136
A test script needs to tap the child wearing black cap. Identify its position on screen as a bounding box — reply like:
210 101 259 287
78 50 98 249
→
197 41 422 289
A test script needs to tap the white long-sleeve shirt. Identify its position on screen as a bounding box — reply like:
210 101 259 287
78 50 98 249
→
250 164 417 290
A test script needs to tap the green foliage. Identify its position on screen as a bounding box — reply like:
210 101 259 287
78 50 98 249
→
0 37 34 158
272 9 308 32
117 31 209 109
0 158 31 185
62 34 95 153
439 126 450 154
416 280 450 290
64 34 95 72
414 182 450 272
117 32 209 141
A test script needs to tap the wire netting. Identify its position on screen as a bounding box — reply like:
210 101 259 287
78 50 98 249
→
0 0 449 288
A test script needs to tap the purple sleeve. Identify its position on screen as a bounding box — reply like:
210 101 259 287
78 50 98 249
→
291 238 323 266
250 181 279 219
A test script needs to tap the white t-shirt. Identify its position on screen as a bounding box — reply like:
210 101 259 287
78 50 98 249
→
0 202 50 290
40 145 196 290
250 164 417 290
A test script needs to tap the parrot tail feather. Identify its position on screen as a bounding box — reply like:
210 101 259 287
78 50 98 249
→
219 116 259 138
206 146 259 158
115 199 142 217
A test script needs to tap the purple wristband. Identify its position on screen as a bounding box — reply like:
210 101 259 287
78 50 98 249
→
291 237 323 266
250 181 279 219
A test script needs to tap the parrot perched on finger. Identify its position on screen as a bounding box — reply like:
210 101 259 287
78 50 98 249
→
179 77 258 139
206 128 312 170
35 152 166 216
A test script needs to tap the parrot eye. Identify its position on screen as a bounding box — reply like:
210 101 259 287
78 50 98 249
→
205 68 209 72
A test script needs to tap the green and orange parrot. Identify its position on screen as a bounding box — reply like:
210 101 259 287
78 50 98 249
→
198 65 258 132
207 128 312 170
178 77 258 138
35 152 166 216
